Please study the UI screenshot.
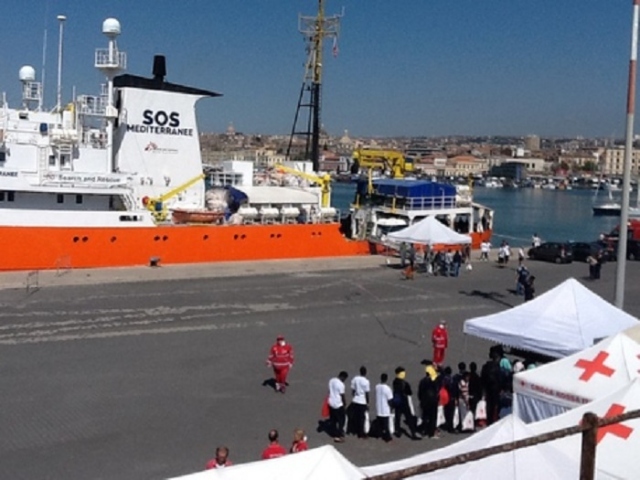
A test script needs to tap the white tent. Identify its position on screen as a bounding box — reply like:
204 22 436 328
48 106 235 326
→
387 216 472 245
167 445 365 480
527 378 640 480
362 381 640 479
463 278 638 358
361 414 580 480
514 325 640 423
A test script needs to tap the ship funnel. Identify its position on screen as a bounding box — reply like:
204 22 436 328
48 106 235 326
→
152 55 166 82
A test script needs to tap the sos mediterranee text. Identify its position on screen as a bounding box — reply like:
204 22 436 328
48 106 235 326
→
126 109 193 136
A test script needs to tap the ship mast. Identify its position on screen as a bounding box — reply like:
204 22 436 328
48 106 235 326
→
287 0 342 172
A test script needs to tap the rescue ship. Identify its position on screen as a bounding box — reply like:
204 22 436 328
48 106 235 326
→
0 17 492 271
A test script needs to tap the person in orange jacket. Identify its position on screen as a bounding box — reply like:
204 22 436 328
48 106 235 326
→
431 320 449 366
267 334 294 393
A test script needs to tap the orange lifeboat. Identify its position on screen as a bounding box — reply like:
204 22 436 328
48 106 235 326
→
171 209 225 224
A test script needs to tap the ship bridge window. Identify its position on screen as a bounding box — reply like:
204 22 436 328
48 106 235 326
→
18 112 28 120
61 155 71 168
76 194 83 204
57 194 64 204
49 155 56 166
0 192 4 201
8 191 14 202
0 151 5 163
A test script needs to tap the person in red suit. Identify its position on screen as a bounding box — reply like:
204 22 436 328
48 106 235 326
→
290 428 308 453
261 429 287 460
267 334 294 393
205 446 232 469
431 321 449 366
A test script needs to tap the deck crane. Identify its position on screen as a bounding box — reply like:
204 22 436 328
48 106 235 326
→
352 148 414 179
274 164 332 208
142 173 205 222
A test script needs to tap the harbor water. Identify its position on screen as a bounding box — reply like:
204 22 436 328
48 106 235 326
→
332 183 627 247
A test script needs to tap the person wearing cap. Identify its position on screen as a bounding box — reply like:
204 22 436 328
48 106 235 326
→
392 367 420 440
431 321 449 366
266 335 294 393
418 362 440 439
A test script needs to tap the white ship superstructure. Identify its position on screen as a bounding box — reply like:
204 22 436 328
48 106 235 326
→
0 17 218 229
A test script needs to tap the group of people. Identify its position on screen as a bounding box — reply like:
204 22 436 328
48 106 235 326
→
321 350 531 445
205 428 309 469
515 263 536 301
400 242 472 278
206 322 541 470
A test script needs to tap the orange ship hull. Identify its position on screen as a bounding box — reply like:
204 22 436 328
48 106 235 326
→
0 223 375 271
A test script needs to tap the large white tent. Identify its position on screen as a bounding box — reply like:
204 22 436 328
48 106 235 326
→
527 379 640 480
362 382 640 479
362 413 580 480
514 325 640 423
463 278 638 358
387 216 472 246
167 445 365 480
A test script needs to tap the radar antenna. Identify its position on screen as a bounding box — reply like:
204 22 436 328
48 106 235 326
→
286 0 343 172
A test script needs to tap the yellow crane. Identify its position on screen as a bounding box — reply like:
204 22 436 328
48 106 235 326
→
274 164 332 208
352 148 414 179
143 173 205 221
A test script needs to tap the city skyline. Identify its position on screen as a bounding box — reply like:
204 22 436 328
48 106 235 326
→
0 1 635 138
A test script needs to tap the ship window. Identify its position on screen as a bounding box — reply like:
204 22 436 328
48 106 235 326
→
57 194 64 204
7 191 14 202
0 191 4 201
76 194 83 204
49 155 56 166
0 151 5 162
61 154 70 167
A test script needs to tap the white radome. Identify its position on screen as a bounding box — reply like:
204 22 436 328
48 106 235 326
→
102 18 121 36
18 65 36 82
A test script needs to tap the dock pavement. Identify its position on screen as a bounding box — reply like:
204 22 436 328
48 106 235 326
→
0 255 638 479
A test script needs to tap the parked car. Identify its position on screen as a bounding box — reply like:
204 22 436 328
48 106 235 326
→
527 242 573 264
604 239 640 261
568 241 612 263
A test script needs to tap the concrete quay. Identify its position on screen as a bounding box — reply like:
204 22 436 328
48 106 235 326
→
0 255 638 480
0 256 386 291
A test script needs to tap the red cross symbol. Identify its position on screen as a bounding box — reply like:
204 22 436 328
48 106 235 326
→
596 403 633 444
575 351 615 382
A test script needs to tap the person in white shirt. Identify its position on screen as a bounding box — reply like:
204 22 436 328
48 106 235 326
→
328 371 348 442
532 233 541 248
350 366 371 438
375 373 393 442
480 241 491 261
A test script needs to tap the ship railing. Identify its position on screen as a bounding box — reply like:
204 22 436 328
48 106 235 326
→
77 95 106 116
95 49 127 70
379 195 457 211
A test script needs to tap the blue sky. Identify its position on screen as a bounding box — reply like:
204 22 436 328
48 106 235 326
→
0 1 634 138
